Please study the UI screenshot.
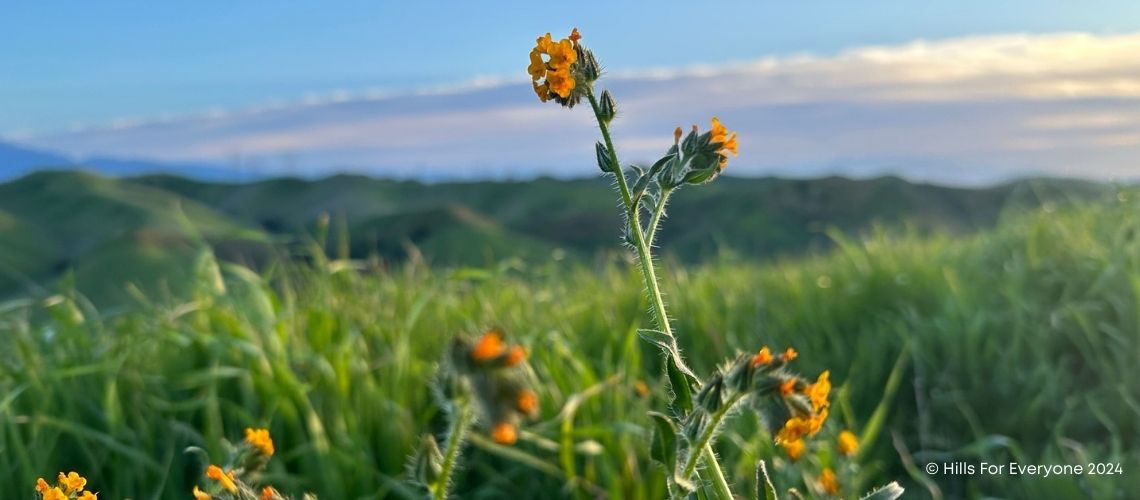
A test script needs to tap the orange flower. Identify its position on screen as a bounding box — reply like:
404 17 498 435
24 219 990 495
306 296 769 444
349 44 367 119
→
471 330 506 361
58 472 86 493
806 370 831 412
634 380 650 397
673 126 683 143
245 427 275 456
780 347 798 362
36 478 51 493
782 438 806 461
820 467 840 495
533 81 551 102
261 486 277 500
528 31 578 101
775 416 812 444
42 488 68 500
517 389 539 415
193 486 212 500
710 117 727 143
751 346 773 367
546 68 576 98
491 422 518 445
505 345 527 366
779 378 797 397
206 465 237 493
78 491 98 500
837 430 859 456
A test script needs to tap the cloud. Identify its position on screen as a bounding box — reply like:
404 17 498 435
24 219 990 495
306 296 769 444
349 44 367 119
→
22 32 1140 184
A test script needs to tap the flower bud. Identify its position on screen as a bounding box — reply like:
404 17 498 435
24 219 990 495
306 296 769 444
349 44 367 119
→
598 90 617 123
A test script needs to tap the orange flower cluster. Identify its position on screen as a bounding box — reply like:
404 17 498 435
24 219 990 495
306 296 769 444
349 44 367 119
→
461 330 540 445
36 472 97 500
710 117 739 171
528 29 580 102
776 369 831 460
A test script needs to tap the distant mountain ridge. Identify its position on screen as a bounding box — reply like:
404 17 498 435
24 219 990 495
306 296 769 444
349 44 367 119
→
0 169 1114 304
0 140 248 181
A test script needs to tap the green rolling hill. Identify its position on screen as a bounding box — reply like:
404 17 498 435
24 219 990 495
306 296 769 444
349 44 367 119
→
0 170 1114 303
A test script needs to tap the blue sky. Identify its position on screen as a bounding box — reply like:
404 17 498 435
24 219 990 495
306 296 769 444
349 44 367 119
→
5 2 1140 183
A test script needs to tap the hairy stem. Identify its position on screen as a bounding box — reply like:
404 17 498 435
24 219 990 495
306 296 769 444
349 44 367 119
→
646 187 673 245
586 88 674 341
680 394 746 497
587 87 732 499
431 400 472 500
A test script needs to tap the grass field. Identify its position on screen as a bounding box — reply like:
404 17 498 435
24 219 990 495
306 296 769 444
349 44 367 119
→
1 189 1138 498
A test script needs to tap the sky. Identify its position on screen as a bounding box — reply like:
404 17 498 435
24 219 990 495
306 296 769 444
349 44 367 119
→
4 1 1140 184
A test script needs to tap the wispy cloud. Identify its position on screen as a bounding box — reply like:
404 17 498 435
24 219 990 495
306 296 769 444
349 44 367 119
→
23 32 1140 184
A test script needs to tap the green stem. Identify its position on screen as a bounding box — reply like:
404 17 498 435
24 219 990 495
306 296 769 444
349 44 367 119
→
586 89 673 341
587 86 733 499
646 187 674 245
680 394 746 497
431 400 472 500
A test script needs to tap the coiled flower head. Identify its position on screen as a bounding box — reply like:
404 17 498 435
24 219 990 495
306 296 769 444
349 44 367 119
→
528 28 599 108
445 329 541 445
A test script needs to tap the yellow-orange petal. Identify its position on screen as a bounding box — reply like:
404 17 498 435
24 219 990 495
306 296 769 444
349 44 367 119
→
751 346 773 367
491 422 517 445
779 378 797 397
206 465 237 493
517 389 539 415
535 33 554 53
78 491 98 500
533 81 551 102
820 467 840 495
60 472 86 493
547 68 576 98
245 427 275 456
782 438 806 461
527 49 546 81
193 486 212 500
722 132 738 156
505 345 527 366
471 330 506 361
781 347 798 362
36 478 51 493
807 370 831 411
837 430 859 456
710 117 727 143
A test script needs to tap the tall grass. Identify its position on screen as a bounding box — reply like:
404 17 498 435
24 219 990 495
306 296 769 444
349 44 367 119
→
1 192 1137 498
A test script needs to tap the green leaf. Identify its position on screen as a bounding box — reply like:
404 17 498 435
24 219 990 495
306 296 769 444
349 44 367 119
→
666 358 695 414
637 329 673 352
648 412 679 472
755 460 778 500
648 152 676 176
595 142 613 173
860 482 905 500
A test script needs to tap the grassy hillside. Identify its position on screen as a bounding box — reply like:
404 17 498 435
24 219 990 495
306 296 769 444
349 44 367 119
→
0 190 1135 498
0 171 271 303
0 170 1112 304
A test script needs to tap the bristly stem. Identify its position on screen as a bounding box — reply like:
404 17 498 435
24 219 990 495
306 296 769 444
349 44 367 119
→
586 88 673 342
679 394 746 498
646 187 673 245
586 87 732 500
431 399 472 500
